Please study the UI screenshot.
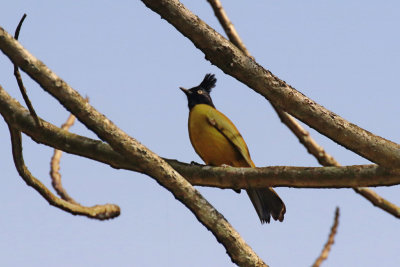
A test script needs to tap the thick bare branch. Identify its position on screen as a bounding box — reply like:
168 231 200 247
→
1 85 400 189
0 8 396 220
274 101 400 216
7 125 120 220
208 0 400 219
207 0 339 167
0 6 400 223
210 0 400 218
0 33 265 267
278 108 400 218
282 112 400 217
12 15 120 220
312 207 340 267
181 164 400 189
136 0 400 169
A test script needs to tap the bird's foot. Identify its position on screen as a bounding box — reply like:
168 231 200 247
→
220 164 232 168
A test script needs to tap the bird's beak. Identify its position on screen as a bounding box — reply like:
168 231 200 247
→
179 87 190 95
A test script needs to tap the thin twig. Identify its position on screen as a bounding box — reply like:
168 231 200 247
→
206 0 400 219
354 188 400 218
13 14 41 127
7 124 120 220
206 0 252 58
312 207 340 267
273 106 340 166
14 14 26 40
50 113 79 204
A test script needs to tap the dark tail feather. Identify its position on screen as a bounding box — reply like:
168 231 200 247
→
246 188 286 223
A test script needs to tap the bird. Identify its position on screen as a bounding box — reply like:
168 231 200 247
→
179 74 286 223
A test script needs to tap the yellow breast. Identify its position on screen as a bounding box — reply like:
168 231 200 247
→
188 104 251 167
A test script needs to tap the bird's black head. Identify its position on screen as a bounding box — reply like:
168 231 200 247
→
180 74 216 110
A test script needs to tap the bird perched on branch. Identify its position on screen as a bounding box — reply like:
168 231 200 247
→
180 74 286 223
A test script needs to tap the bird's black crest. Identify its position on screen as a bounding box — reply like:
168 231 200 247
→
199 74 217 93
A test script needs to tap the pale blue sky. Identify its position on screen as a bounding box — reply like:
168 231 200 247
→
1 1 399 266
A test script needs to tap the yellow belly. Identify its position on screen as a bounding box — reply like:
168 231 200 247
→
188 104 250 167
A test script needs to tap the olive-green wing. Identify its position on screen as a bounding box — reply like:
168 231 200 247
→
206 107 286 222
206 108 254 167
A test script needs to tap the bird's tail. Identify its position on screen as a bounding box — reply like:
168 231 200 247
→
246 188 286 223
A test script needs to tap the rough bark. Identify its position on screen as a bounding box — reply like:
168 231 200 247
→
139 0 400 169
1 84 400 189
0 33 265 267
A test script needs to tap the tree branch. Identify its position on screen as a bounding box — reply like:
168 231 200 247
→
179 163 400 188
206 0 252 59
1 84 400 189
0 33 266 267
7 125 120 220
0 5 396 266
275 103 400 217
275 98 400 217
13 14 41 127
0 7 393 215
50 113 79 204
312 207 340 267
205 0 400 219
353 188 400 218
10 15 119 219
207 0 338 166
136 0 400 169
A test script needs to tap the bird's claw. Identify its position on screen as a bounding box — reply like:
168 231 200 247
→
220 164 232 168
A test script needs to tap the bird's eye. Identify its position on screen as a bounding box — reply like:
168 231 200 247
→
197 90 203 94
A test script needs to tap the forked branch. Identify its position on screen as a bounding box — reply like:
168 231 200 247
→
7 125 120 220
138 0 400 169
13 14 41 127
0 29 267 267
49 113 79 204
11 15 120 219
206 0 400 219
1 85 400 189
